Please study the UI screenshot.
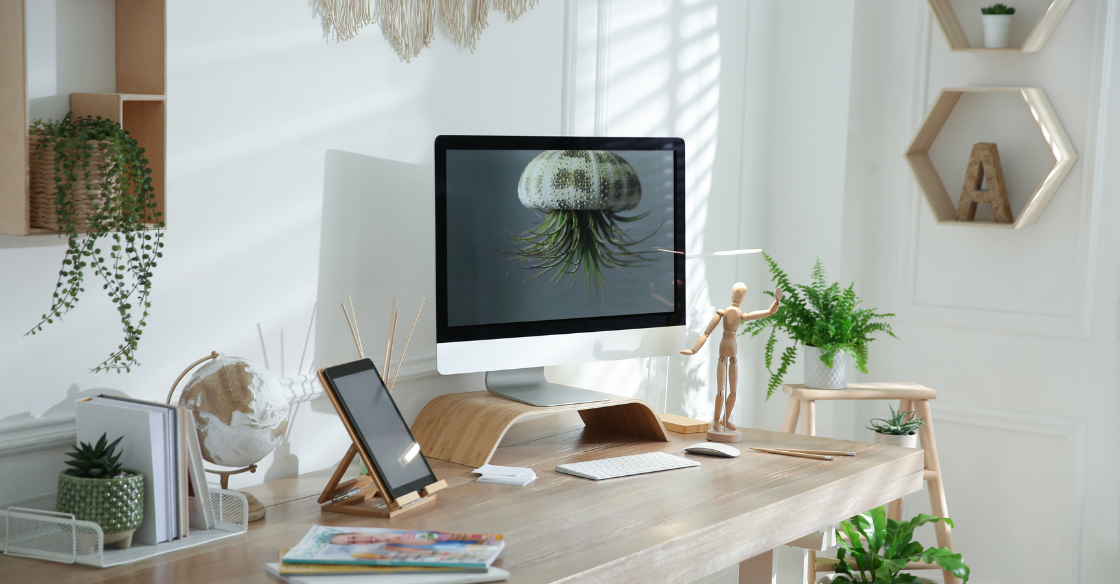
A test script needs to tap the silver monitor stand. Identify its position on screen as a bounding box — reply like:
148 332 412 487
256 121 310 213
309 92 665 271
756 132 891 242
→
485 367 610 407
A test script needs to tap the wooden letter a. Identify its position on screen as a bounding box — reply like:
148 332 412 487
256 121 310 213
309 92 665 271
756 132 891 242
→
957 142 1012 223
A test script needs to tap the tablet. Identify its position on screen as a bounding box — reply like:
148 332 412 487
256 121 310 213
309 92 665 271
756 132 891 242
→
319 359 437 500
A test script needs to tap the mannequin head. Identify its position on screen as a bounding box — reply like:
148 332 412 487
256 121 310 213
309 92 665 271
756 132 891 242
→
731 282 747 305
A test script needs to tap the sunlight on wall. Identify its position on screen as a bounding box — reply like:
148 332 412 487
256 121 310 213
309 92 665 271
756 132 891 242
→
552 0 724 423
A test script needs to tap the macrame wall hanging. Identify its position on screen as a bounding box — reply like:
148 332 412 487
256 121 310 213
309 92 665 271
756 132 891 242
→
311 0 539 62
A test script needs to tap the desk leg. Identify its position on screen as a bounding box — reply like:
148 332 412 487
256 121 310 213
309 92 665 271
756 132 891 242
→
738 546 813 584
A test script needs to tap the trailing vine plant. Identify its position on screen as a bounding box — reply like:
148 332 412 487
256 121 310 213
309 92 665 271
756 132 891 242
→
25 113 165 372
739 253 896 399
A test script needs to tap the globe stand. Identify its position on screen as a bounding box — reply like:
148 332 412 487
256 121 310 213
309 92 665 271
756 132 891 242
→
167 351 270 522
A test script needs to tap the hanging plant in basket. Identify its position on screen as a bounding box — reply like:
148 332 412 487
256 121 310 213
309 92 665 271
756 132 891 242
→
25 113 165 373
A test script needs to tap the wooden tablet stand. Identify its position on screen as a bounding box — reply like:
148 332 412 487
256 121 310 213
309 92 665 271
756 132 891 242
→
318 443 447 518
411 391 670 468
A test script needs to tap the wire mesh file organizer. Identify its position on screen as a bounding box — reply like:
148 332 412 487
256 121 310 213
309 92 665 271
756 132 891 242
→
0 488 247 567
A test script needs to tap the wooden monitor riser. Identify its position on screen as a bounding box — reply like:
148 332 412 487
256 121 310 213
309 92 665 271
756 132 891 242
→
410 391 670 468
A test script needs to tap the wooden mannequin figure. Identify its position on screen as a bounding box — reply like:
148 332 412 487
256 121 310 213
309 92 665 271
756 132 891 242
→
681 283 782 443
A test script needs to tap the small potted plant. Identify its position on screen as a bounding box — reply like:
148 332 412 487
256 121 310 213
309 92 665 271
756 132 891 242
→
867 405 924 448
981 3 1016 49
57 433 144 549
741 254 896 396
825 505 970 583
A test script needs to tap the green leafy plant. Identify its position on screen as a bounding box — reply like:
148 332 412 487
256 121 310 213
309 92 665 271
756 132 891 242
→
833 505 969 583
981 3 1016 14
740 254 896 399
25 113 165 372
64 433 126 479
867 405 925 436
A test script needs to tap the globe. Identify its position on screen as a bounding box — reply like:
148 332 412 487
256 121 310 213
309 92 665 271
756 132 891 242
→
177 356 289 468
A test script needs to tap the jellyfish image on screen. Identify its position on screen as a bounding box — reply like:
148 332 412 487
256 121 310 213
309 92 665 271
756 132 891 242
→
506 150 660 290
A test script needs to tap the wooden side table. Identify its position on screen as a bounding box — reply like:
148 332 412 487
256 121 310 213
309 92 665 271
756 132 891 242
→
780 382 958 584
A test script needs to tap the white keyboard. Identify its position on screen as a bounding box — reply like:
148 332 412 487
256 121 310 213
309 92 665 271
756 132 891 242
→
555 451 699 480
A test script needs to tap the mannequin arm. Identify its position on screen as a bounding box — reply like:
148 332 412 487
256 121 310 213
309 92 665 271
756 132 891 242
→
681 311 724 355
742 300 780 322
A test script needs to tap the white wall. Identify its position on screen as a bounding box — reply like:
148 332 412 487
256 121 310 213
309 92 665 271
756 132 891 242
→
838 1 1119 583
0 0 566 500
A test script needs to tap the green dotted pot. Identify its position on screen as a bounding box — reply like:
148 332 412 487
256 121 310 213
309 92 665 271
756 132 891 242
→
57 469 144 549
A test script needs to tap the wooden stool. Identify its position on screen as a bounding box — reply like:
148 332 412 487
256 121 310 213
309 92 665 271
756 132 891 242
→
780 382 957 584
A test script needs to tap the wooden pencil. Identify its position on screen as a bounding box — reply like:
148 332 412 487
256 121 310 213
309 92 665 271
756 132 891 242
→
770 448 855 456
751 447 833 461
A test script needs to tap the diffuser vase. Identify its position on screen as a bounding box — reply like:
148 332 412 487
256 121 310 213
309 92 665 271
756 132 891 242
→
983 14 1014 48
803 345 850 389
873 432 918 449
56 469 144 549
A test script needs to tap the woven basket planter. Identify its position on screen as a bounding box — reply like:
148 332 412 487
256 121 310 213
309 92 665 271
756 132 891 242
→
28 134 117 231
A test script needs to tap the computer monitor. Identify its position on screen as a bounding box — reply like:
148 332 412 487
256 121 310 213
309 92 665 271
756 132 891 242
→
434 135 685 406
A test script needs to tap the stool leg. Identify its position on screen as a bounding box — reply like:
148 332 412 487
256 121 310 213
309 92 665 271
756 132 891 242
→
800 400 816 436
887 399 915 521
781 396 801 433
915 399 956 584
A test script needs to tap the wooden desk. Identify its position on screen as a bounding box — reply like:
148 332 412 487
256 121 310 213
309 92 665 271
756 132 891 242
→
0 413 924 584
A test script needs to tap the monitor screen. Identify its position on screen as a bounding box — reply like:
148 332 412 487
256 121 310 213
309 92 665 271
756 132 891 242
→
435 136 685 345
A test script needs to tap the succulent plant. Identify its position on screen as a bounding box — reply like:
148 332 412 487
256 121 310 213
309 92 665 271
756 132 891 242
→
981 3 1016 14
867 405 925 436
64 432 126 479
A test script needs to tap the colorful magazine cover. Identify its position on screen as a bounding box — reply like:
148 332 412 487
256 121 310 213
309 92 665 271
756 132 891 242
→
282 526 505 569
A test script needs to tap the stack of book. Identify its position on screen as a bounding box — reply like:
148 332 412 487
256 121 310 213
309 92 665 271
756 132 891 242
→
75 396 214 545
266 526 509 583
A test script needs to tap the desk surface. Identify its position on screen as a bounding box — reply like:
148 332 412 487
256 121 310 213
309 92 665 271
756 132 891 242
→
0 412 924 584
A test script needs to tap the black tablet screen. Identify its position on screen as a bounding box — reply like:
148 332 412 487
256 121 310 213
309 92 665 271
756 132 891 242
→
323 360 436 499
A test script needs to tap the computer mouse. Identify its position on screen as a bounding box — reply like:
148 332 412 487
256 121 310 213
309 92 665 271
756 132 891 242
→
684 442 740 458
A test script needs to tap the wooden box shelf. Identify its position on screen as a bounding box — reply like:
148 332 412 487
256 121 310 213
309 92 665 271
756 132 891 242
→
0 0 166 236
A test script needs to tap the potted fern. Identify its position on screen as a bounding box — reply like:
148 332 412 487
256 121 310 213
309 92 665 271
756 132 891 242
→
981 3 1016 48
57 433 144 549
25 113 165 373
867 405 924 449
741 254 896 396
827 505 970 583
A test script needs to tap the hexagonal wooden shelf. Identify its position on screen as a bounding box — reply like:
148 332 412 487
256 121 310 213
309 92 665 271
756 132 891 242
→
905 87 1077 229
928 0 1073 53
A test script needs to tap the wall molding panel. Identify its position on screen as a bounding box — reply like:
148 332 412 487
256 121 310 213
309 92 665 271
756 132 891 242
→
896 0 1116 340
0 415 77 458
935 402 1087 584
0 351 439 459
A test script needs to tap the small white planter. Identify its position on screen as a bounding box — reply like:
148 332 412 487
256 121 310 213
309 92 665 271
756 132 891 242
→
982 14 1015 48
874 431 918 449
803 345 850 389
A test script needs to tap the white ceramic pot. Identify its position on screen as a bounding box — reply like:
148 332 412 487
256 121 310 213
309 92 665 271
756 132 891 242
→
983 14 1014 48
803 345 850 389
874 431 918 449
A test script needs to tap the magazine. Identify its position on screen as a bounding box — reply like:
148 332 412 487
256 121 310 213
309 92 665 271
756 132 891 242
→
276 548 485 574
282 526 505 569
